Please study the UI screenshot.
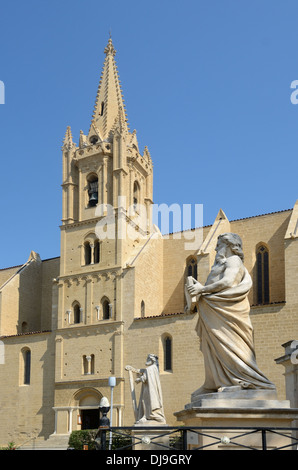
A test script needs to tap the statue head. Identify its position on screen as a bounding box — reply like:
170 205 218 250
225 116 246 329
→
146 354 159 369
217 233 244 261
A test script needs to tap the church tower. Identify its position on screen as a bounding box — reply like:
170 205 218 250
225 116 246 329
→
59 37 154 326
53 39 154 427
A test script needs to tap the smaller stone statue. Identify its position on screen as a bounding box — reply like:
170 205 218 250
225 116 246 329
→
125 354 166 424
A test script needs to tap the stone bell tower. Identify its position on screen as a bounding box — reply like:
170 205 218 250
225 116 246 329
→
57 36 153 330
51 39 155 431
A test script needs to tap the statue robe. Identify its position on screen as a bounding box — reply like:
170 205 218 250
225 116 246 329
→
136 363 166 423
196 267 275 391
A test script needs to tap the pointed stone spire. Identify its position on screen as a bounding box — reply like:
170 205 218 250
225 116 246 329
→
89 37 129 142
62 126 76 150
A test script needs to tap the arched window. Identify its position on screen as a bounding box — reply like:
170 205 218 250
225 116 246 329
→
133 181 140 210
21 322 28 333
162 335 172 372
84 241 91 265
21 348 31 385
83 235 100 266
83 355 95 375
141 300 145 318
102 298 111 320
73 303 81 324
186 256 197 280
256 245 270 304
87 174 98 207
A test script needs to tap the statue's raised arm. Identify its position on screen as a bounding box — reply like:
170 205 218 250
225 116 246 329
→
126 354 166 424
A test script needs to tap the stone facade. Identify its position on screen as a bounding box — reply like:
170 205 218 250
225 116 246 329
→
0 38 298 447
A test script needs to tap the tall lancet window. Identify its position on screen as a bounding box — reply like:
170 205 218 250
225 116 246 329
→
84 241 92 265
21 348 31 385
256 245 270 304
186 256 197 280
162 335 172 372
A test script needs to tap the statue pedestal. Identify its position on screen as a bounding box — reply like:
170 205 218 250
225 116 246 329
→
174 387 298 450
132 423 169 450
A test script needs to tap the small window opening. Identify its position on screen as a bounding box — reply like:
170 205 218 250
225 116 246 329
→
87 175 98 207
256 245 270 304
102 300 110 320
94 240 100 264
84 241 91 265
100 101 105 116
187 257 197 280
74 304 81 324
83 354 95 375
164 336 172 372
23 349 31 385
90 135 99 145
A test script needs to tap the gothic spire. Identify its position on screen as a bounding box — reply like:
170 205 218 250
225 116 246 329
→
88 37 129 142
62 125 75 150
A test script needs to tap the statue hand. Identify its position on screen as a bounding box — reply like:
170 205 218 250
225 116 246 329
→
187 281 204 296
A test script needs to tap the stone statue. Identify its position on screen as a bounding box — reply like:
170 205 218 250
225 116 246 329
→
125 354 166 424
187 232 276 396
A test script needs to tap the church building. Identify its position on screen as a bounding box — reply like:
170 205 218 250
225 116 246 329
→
0 38 298 448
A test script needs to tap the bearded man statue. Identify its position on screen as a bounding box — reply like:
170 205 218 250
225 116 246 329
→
187 233 276 397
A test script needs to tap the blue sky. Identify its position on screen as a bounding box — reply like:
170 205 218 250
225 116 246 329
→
0 0 298 268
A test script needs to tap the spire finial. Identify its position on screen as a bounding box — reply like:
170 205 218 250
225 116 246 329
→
104 35 116 57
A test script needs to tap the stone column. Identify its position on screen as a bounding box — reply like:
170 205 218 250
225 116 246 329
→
86 355 92 375
79 307 83 323
95 305 100 321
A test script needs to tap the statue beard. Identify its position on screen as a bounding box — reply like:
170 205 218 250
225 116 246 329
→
214 252 226 265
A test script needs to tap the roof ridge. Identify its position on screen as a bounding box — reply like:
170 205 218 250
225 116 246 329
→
163 207 292 236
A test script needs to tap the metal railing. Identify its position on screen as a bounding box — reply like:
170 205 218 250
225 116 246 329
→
95 425 298 451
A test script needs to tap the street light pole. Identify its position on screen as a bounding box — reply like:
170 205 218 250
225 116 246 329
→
108 377 116 450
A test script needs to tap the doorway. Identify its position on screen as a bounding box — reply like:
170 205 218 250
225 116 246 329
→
81 409 100 430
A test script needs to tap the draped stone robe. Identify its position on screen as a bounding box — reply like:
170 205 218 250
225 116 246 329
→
136 362 166 423
195 267 275 392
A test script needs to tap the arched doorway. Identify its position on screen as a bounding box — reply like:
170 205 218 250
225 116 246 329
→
72 388 102 430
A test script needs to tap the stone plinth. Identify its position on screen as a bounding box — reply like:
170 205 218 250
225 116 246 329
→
132 423 169 451
275 340 298 443
174 387 298 450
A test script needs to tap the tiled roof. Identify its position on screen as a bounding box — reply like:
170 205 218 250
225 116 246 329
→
0 330 51 339
134 311 190 320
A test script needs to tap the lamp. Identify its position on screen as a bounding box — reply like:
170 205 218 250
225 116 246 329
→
108 377 116 450
99 396 110 427
95 397 110 450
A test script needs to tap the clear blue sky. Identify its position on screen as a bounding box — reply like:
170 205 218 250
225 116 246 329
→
0 0 298 268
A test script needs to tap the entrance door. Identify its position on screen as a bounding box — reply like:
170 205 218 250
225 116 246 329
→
81 409 100 430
